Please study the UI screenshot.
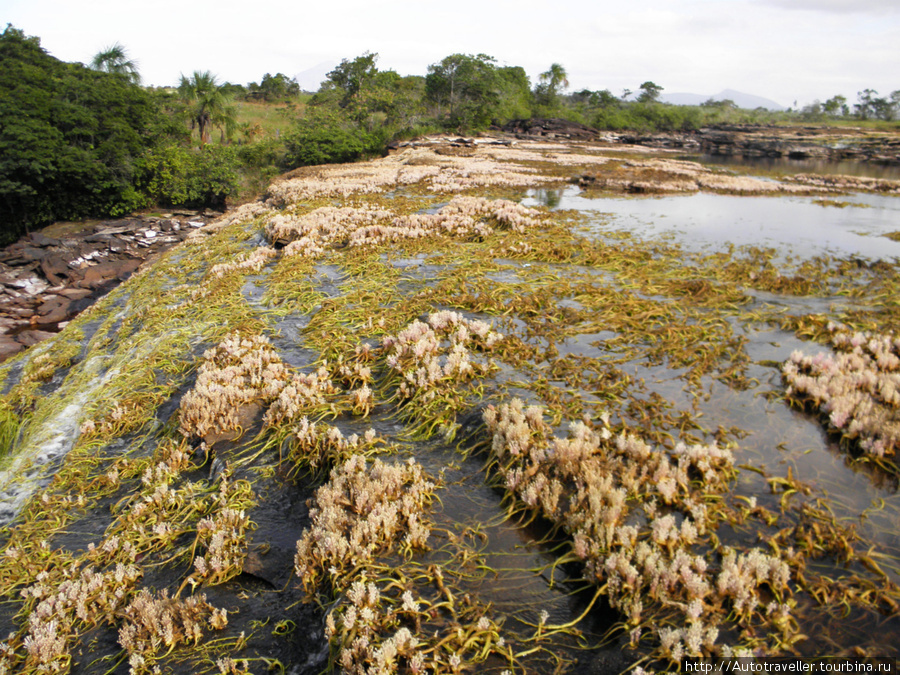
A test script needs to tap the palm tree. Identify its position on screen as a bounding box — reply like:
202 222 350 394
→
178 71 237 146
91 43 141 84
539 63 569 99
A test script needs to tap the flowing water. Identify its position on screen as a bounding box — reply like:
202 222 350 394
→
2 155 900 673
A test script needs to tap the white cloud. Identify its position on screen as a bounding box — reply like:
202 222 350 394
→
4 0 898 107
754 0 899 13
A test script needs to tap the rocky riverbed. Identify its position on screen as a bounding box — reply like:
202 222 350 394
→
0 211 220 361
615 123 900 165
1 134 900 673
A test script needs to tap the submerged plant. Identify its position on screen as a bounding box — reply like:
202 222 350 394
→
783 322 900 460
480 398 801 662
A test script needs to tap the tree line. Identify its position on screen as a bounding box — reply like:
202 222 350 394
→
1 25 897 243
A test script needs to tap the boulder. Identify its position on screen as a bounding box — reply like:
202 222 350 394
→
78 259 142 289
15 329 56 347
34 296 73 324
0 335 23 361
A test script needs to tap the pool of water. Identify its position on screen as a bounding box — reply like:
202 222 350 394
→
686 153 900 181
524 186 900 260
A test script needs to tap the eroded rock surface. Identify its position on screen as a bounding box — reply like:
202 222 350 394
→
0 211 218 361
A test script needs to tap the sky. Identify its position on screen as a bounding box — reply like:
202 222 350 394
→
4 0 898 109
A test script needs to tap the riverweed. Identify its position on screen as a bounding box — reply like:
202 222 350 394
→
2 136 900 673
783 322 900 464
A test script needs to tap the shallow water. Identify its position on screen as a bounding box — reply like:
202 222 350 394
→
524 186 900 260
4 153 900 671
686 153 900 181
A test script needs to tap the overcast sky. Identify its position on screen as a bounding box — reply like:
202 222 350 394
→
5 0 898 108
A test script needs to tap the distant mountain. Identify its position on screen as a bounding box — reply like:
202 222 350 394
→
292 61 337 93
660 89 786 111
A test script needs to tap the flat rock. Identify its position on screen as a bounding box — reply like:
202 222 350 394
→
5 276 49 296
78 259 142 289
57 288 93 300
27 232 61 247
15 329 56 347
40 255 75 285
34 296 72 324
0 335 23 360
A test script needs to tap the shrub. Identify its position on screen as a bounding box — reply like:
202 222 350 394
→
282 110 382 168
135 144 241 209
0 26 174 242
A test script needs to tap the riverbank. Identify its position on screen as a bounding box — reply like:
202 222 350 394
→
1 135 899 673
0 210 221 361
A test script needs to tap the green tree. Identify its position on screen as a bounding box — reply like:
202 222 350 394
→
134 144 240 209
0 25 171 241
855 89 877 120
425 53 501 130
534 63 568 109
248 72 301 102
282 107 380 167
178 71 237 146
90 42 140 84
637 81 663 103
823 95 849 118
495 66 533 120
325 52 379 106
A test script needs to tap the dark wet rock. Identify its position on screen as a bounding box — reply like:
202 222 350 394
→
581 646 637 675
617 124 900 165
15 329 57 347
0 211 218 362
34 295 73 324
501 117 603 140
0 335 22 360
40 254 76 286
27 232 61 247
0 245 47 265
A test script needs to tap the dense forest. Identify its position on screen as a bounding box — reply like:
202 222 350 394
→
1 25 898 243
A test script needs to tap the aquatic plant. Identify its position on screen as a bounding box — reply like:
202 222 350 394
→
262 196 546 265
294 454 511 673
481 398 802 662
381 310 503 437
118 589 223 674
178 331 292 441
783 323 900 459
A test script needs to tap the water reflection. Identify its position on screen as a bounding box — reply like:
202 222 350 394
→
684 153 900 181
524 186 900 261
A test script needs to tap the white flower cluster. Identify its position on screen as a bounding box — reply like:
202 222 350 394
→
265 206 394 249
327 575 427 675
294 455 435 593
263 147 554 207
265 164 417 206
262 366 336 428
783 324 900 458
20 562 143 672
207 245 277 278
118 589 221 674
426 159 553 193
263 197 546 261
483 399 795 660
294 453 506 674
282 418 382 477
179 332 292 440
190 507 252 587
382 310 502 403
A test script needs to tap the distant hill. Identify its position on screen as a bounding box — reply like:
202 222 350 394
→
660 89 786 111
292 61 337 93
